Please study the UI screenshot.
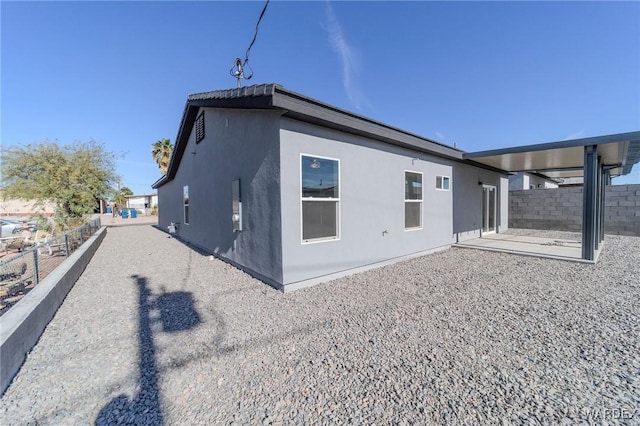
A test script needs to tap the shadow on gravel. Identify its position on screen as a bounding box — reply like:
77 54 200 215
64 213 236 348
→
95 275 201 425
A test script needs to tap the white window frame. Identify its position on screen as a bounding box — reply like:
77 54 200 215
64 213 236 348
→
183 185 189 225
404 170 423 231
300 154 341 244
436 175 451 191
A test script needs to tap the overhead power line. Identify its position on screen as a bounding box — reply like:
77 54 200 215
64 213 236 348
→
230 0 270 88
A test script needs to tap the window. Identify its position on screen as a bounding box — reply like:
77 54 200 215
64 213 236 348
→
405 171 422 230
232 179 242 231
195 111 205 143
436 175 450 191
183 185 189 224
301 155 339 242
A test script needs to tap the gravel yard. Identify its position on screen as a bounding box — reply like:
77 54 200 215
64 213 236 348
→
0 225 638 425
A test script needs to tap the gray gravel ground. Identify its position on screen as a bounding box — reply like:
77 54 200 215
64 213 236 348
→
0 225 638 425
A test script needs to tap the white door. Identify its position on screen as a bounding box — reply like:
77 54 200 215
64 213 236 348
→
482 185 497 234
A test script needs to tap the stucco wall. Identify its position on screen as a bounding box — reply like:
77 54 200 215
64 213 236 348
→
509 173 557 190
509 184 640 236
158 110 509 290
452 163 509 242
157 108 284 285
279 118 508 288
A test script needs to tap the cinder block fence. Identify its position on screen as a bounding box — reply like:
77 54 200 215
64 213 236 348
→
509 184 640 236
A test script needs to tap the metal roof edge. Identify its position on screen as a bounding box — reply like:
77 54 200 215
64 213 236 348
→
188 83 279 101
463 131 640 159
461 159 510 175
272 85 464 159
151 175 168 189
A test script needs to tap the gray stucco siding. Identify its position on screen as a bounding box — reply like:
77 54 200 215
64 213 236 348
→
158 108 509 291
158 108 284 285
279 118 456 286
157 181 179 232
452 164 509 242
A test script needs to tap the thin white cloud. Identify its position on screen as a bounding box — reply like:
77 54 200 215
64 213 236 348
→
323 1 371 111
435 131 444 140
563 129 586 140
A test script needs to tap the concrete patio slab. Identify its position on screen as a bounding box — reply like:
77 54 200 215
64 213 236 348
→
454 233 601 263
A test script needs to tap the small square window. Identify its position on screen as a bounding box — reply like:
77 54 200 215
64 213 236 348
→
436 176 450 191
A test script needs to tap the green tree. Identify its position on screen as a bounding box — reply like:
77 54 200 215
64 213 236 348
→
151 138 173 175
114 185 133 208
1 140 119 231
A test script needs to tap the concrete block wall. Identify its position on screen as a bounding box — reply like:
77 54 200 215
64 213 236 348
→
605 185 640 236
509 184 640 236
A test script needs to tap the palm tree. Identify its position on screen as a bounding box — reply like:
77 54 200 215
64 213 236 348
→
151 138 173 175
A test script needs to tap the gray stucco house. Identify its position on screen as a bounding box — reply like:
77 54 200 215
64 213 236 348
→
153 84 509 291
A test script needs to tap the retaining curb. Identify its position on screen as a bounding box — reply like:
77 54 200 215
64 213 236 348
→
0 227 107 396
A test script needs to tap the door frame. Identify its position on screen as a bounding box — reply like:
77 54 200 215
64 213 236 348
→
481 184 497 235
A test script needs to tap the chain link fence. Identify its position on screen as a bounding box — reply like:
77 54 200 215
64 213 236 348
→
0 218 101 316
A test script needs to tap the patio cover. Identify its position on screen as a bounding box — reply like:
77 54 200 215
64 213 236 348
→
464 131 640 261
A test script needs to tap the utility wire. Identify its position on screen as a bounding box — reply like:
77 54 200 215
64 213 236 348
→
245 0 270 65
230 0 270 87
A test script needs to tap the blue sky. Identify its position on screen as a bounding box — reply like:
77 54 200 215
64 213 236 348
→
2 1 639 192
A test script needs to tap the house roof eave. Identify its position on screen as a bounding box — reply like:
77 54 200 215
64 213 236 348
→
151 175 169 189
157 83 487 187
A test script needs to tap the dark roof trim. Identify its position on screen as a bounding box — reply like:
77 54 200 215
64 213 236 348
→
272 86 463 159
152 175 168 189
153 83 470 189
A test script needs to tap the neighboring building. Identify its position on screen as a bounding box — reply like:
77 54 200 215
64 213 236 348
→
153 84 509 291
556 176 584 187
126 193 158 214
0 196 56 217
509 172 559 190
1 194 109 216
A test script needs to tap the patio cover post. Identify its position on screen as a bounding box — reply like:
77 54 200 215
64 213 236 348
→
582 145 598 260
595 156 602 251
600 170 608 242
